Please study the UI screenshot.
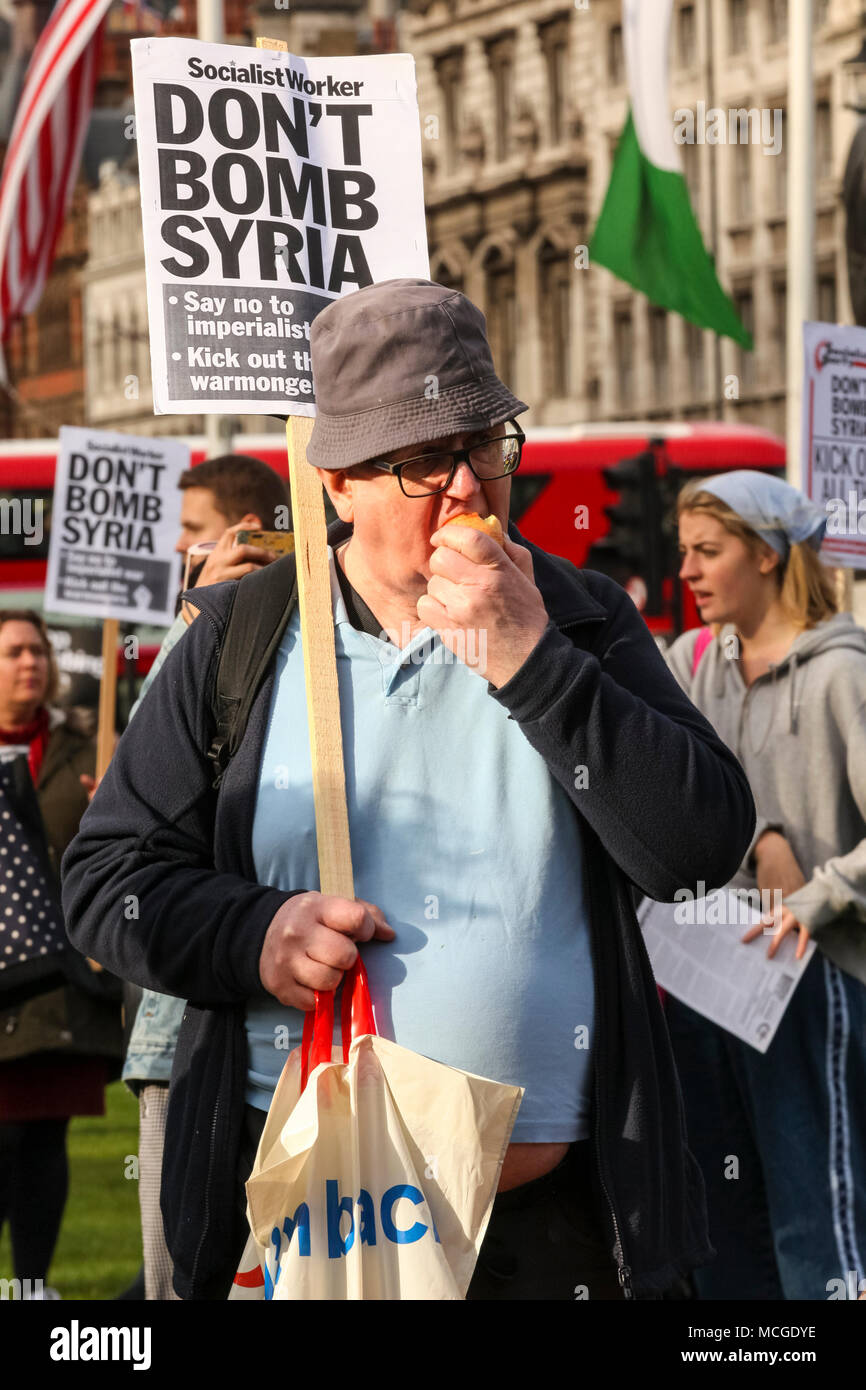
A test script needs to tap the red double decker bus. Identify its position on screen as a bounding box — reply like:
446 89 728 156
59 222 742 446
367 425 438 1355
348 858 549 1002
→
0 420 785 691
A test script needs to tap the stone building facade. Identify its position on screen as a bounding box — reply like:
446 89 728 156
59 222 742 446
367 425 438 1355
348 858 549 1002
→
405 0 586 428
405 0 864 436
1 183 88 439
83 163 163 435
80 0 866 439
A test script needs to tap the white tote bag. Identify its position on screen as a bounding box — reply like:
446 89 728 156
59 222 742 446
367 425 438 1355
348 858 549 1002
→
230 959 522 1300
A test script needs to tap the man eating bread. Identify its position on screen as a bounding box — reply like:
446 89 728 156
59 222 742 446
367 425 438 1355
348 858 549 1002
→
62 278 755 1301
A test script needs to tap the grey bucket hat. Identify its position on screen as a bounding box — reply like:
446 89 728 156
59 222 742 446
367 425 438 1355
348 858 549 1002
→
306 278 528 470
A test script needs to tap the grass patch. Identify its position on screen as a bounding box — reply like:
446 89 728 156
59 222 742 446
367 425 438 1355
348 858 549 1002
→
0 1080 142 1300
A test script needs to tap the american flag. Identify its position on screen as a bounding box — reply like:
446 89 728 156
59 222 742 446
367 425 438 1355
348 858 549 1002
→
0 0 114 367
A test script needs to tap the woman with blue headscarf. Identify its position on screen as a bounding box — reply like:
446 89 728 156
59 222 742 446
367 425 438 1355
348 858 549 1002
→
665 470 866 1302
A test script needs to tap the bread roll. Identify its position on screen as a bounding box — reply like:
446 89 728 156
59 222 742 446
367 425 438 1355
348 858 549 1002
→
442 513 505 547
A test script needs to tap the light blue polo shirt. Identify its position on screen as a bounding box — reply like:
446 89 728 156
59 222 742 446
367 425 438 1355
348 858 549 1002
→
246 550 595 1140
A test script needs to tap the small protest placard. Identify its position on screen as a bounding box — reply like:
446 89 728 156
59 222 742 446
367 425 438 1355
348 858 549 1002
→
132 39 429 415
44 427 187 626
801 321 866 570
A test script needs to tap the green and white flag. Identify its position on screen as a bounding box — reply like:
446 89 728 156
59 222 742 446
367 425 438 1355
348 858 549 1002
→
590 0 752 349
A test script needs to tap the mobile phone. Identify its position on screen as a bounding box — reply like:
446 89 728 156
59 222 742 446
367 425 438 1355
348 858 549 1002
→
235 530 295 555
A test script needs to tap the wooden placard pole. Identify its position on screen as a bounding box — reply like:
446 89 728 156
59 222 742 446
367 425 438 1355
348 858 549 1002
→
256 36 355 900
96 617 118 782
285 417 355 900
89 614 119 973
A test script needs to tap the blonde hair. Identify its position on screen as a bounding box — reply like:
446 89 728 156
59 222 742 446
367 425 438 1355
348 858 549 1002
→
677 480 837 630
0 609 60 704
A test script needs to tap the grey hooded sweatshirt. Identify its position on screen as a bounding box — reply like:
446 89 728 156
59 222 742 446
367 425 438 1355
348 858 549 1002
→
667 613 866 985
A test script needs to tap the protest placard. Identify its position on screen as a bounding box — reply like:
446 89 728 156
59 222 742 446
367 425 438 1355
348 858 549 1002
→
801 321 866 570
46 622 105 709
131 38 429 415
44 427 187 626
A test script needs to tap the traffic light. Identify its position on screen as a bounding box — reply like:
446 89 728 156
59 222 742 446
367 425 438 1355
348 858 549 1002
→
587 450 665 613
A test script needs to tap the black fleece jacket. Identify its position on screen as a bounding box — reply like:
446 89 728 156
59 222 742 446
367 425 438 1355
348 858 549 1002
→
61 520 755 1299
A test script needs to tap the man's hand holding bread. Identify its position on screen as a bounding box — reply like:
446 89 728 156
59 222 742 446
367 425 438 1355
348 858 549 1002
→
419 512 550 688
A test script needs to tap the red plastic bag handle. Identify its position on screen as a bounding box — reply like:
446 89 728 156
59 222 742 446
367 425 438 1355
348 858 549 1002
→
340 955 376 1043
300 956 375 1090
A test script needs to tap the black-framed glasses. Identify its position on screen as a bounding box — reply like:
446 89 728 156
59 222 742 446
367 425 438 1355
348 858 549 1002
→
365 421 525 497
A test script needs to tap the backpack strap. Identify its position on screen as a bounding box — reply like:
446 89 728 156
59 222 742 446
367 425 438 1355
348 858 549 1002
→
691 626 714 677
206 552 298 790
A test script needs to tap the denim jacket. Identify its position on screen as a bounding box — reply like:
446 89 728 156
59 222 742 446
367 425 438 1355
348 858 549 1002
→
122 988 185 1085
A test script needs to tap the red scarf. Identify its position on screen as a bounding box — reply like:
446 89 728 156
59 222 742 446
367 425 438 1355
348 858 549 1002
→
0 706 51 784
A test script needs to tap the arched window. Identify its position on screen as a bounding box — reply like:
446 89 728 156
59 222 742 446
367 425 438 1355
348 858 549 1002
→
538 241 571 398
430 256 464 296
486 34 516 162
483 247 516 387
433 50 464 176
538 16 569 146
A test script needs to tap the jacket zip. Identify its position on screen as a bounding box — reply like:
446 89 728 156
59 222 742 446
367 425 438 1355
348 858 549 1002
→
186 607 223 1296
587 863 634 1301
190 1086 220 1294
559 615 634 1300
194 606 222 664
594 1114 632 1298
